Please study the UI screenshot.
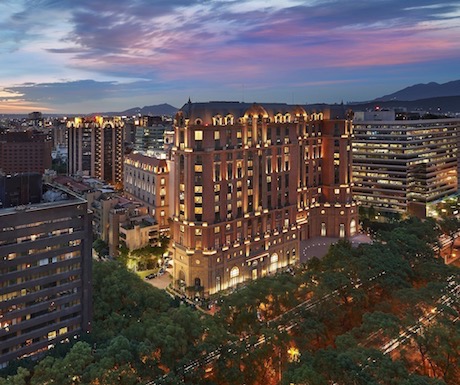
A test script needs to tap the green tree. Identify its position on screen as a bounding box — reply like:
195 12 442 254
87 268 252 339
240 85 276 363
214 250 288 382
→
439 216 460 254
92 238 108 258
0 367 30 385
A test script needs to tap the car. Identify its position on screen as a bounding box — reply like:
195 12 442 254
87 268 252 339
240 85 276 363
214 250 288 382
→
145 273 156 280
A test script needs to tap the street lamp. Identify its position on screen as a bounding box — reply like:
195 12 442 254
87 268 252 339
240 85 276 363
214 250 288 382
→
288 347 300 363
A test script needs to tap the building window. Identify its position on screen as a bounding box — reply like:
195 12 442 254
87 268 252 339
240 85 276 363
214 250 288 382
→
195 130 203 140
321 222 326 237
350 219 356 236
230 266 240 287
340 223 345 238
270 253 279 273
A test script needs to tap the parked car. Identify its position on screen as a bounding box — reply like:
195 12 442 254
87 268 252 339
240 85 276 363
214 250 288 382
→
145 273 156 280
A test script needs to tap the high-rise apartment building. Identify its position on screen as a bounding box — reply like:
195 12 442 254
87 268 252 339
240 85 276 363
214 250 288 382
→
67 116 124 185
352 110 459 217
0 181 92 367
0 131 52 174
171 101 357 296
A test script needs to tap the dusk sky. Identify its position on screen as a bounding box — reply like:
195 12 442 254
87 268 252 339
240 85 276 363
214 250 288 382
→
1 0 459 114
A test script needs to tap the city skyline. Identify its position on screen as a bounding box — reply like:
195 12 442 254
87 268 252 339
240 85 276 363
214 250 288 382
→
1 0 460 114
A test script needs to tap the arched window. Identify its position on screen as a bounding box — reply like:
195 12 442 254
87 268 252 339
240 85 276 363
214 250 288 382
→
321 222 326 237
212 115 223 126
225 114 234 125
230 266 240 287
350 219 356 236
194 277 201 287
270 253 279 273
178 270 186 289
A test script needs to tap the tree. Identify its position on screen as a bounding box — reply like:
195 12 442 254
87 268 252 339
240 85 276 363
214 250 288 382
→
0 367 30 385
92 238 108 258
439 217 460 254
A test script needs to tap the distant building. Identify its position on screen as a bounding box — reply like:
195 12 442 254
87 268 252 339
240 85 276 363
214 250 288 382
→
27 112 44 128
67 116 124 185
352 110 459 217
0 130 52 174
171 101 357 296
134 116 172 152
0 179 92 367
124 152 170 231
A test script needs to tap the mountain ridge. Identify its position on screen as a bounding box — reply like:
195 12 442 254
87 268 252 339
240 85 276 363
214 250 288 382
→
375 80 460 101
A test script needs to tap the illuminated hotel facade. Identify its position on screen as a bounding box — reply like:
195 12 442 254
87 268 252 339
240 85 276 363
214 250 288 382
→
352 111 459 217
171 101 357 296
0 184 92 367
67 116 124 186
124 152 170 230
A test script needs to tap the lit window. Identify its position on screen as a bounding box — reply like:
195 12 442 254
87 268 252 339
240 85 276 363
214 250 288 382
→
195 130 203 140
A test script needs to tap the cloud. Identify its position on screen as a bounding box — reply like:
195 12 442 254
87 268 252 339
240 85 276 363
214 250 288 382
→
2 79 170 105
1 0 460 113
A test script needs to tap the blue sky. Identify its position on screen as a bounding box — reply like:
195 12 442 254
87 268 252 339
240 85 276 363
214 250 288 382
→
1 0 459 114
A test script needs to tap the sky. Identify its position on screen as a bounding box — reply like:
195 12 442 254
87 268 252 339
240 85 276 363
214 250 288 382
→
0 0 459 114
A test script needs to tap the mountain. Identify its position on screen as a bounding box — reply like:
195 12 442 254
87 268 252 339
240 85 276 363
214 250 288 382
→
375 80 460 101
347 95 460 113
120 103 178 116
91 103 178 117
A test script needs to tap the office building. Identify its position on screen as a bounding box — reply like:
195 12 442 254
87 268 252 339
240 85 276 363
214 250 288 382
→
67 116 124 185
0 180 92 367
171 101 357 296
133 116 172 153
352 110 459 217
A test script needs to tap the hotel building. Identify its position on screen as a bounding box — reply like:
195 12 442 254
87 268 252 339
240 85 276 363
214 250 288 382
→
171 101 357 296
0 181 92 367
124 152 170 230
0 131 52 175
67 116 124 185
352 111 459 217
